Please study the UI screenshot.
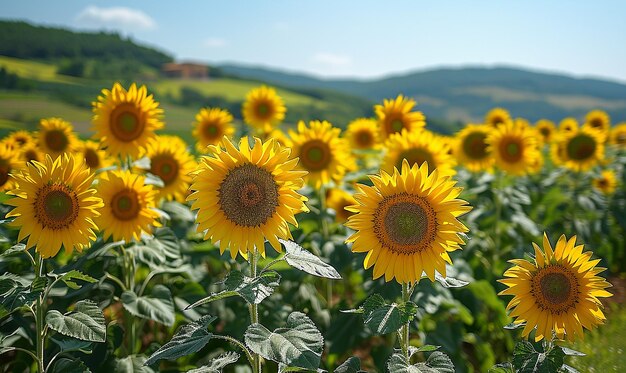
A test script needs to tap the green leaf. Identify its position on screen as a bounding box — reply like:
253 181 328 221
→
433 274 469 288
335 356 366 373
413 345 440 353
387 351 455 373
50 335 93 352
129 228 181 269
59 270 97 290
121 285 175 326
144 315 216 366
244 311 324 370
116 355 155 373
186 351 240 373
1 243 26 257
280 239 341 279
504 322 525 330
362 294 417 335
488 362 515 373
30 276 48 293
51 358 91 373
45 300 106 342
512 341 565 373
560 347 585 356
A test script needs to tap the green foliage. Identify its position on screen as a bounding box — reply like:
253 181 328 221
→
186 352 240 372
45 300 106 342
387 350 455 373
512 341 565 373
359 294 417 335
281 239 342 279
121 285 176 326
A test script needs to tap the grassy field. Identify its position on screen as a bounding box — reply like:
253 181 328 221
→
0 55 80 84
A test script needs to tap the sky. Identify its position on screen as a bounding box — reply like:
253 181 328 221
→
2 1 626 82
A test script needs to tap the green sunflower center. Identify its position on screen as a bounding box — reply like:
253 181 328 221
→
110 104 144 142
218 163 279 227
462 132 488 160
45 130 69 152
356 130 374 148
499 138 523 163
390 119 404 133
111 189 140 221
539 272 572 305
203 123 220 139
35 184 80 229
300 139 332 171
150 154 179 185
566 134 596 161
397 148 435 171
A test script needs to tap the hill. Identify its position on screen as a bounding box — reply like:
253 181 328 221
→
220 64 626 124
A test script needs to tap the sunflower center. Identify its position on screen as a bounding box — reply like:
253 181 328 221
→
84 148 101 169
255 102 272 120
598 178 608 188
616 133 626 145
462 132 488 160
397 148 435 171
150 154 179 185
203 123 220 139
374 192 437 254
110 104 144 142
218 163 279 227
540 128 550 137
0 160 10 187
111 189 141 221
15 136 27 145
532 265 579 313
389 118 405 134
355 130 374 147
24 150 39 163
499 138 523 163
299 139 332 171
34 184 80 229
566 134 596 161
590 118 603 128
45 130 69 152
492 116 504 125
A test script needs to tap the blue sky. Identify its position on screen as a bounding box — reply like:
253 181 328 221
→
2 1 626 82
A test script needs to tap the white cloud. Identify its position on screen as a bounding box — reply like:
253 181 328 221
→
203 37 228 48
75 6 156 31
312 52 352 67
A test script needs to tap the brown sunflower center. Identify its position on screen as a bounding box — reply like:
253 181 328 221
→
374 192 437 254
462 132 488 160
566 134 596 161
491 116 504 125
110 104 144 142
24 150 40 163
0 159 10 187
15 136 28 145
387 117 405 134
532 265 579 313
539 127 550 138
589 118 603 128
355 130 374 148
299 139 332 171
150 154 179 185
111 189 141 221
397 148 435 171
203 122 221 139
499 137 523 163
255 102 273 120
616 132 626 145
34 184 80 229
84 148 101 169
45 130 69 152
218 163 279 227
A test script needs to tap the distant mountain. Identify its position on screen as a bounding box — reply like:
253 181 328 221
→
220 64 626 124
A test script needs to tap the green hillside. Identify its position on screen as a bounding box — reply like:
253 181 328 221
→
220 65 626 124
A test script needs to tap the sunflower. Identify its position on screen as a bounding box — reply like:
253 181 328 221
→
346 161 471 283
556 126 605 172
75 140 112 171
486 122 540 176
592 170 617 195
454 124 493 172
609 123 626 148
5 154 103 258
18 143 45 165
345 118 381 151
485 108 512 127
382 129 455 176
144 136 196 202
96 170 161 243
559 117 578 133
192 107 235 152
38 117 78 159
375 95 426 140
326 188 356 223
535 119 556 144
0 142 20 192
92 82 164 159
187 136 308 259
288 120 356 188
3 130 35 150
264 128 292 148
242 86 286 133
499 233 612 342
584 110 610 134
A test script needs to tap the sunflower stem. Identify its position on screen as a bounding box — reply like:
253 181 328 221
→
34 253 46 373
318 186 333 307
122 246 137 356
493 171 503 261
248 248 262 373
400 282 411 360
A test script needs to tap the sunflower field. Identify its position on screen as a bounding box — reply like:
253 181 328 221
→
0 83 624 373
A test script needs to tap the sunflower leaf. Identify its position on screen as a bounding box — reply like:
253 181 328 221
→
488 362 515 373
244 311 324 370
144 315 216 366
432 274 469 288
121 285 175 326
59 270 97 290
51 357 92 373
0 243 26 257
280 239 341 279
387 350 455 373
361 294 417 335
335 356 367 373
512 341 565 373
116 355 155 373
45 300 106 342
0 274 37 312
185 351 240 372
